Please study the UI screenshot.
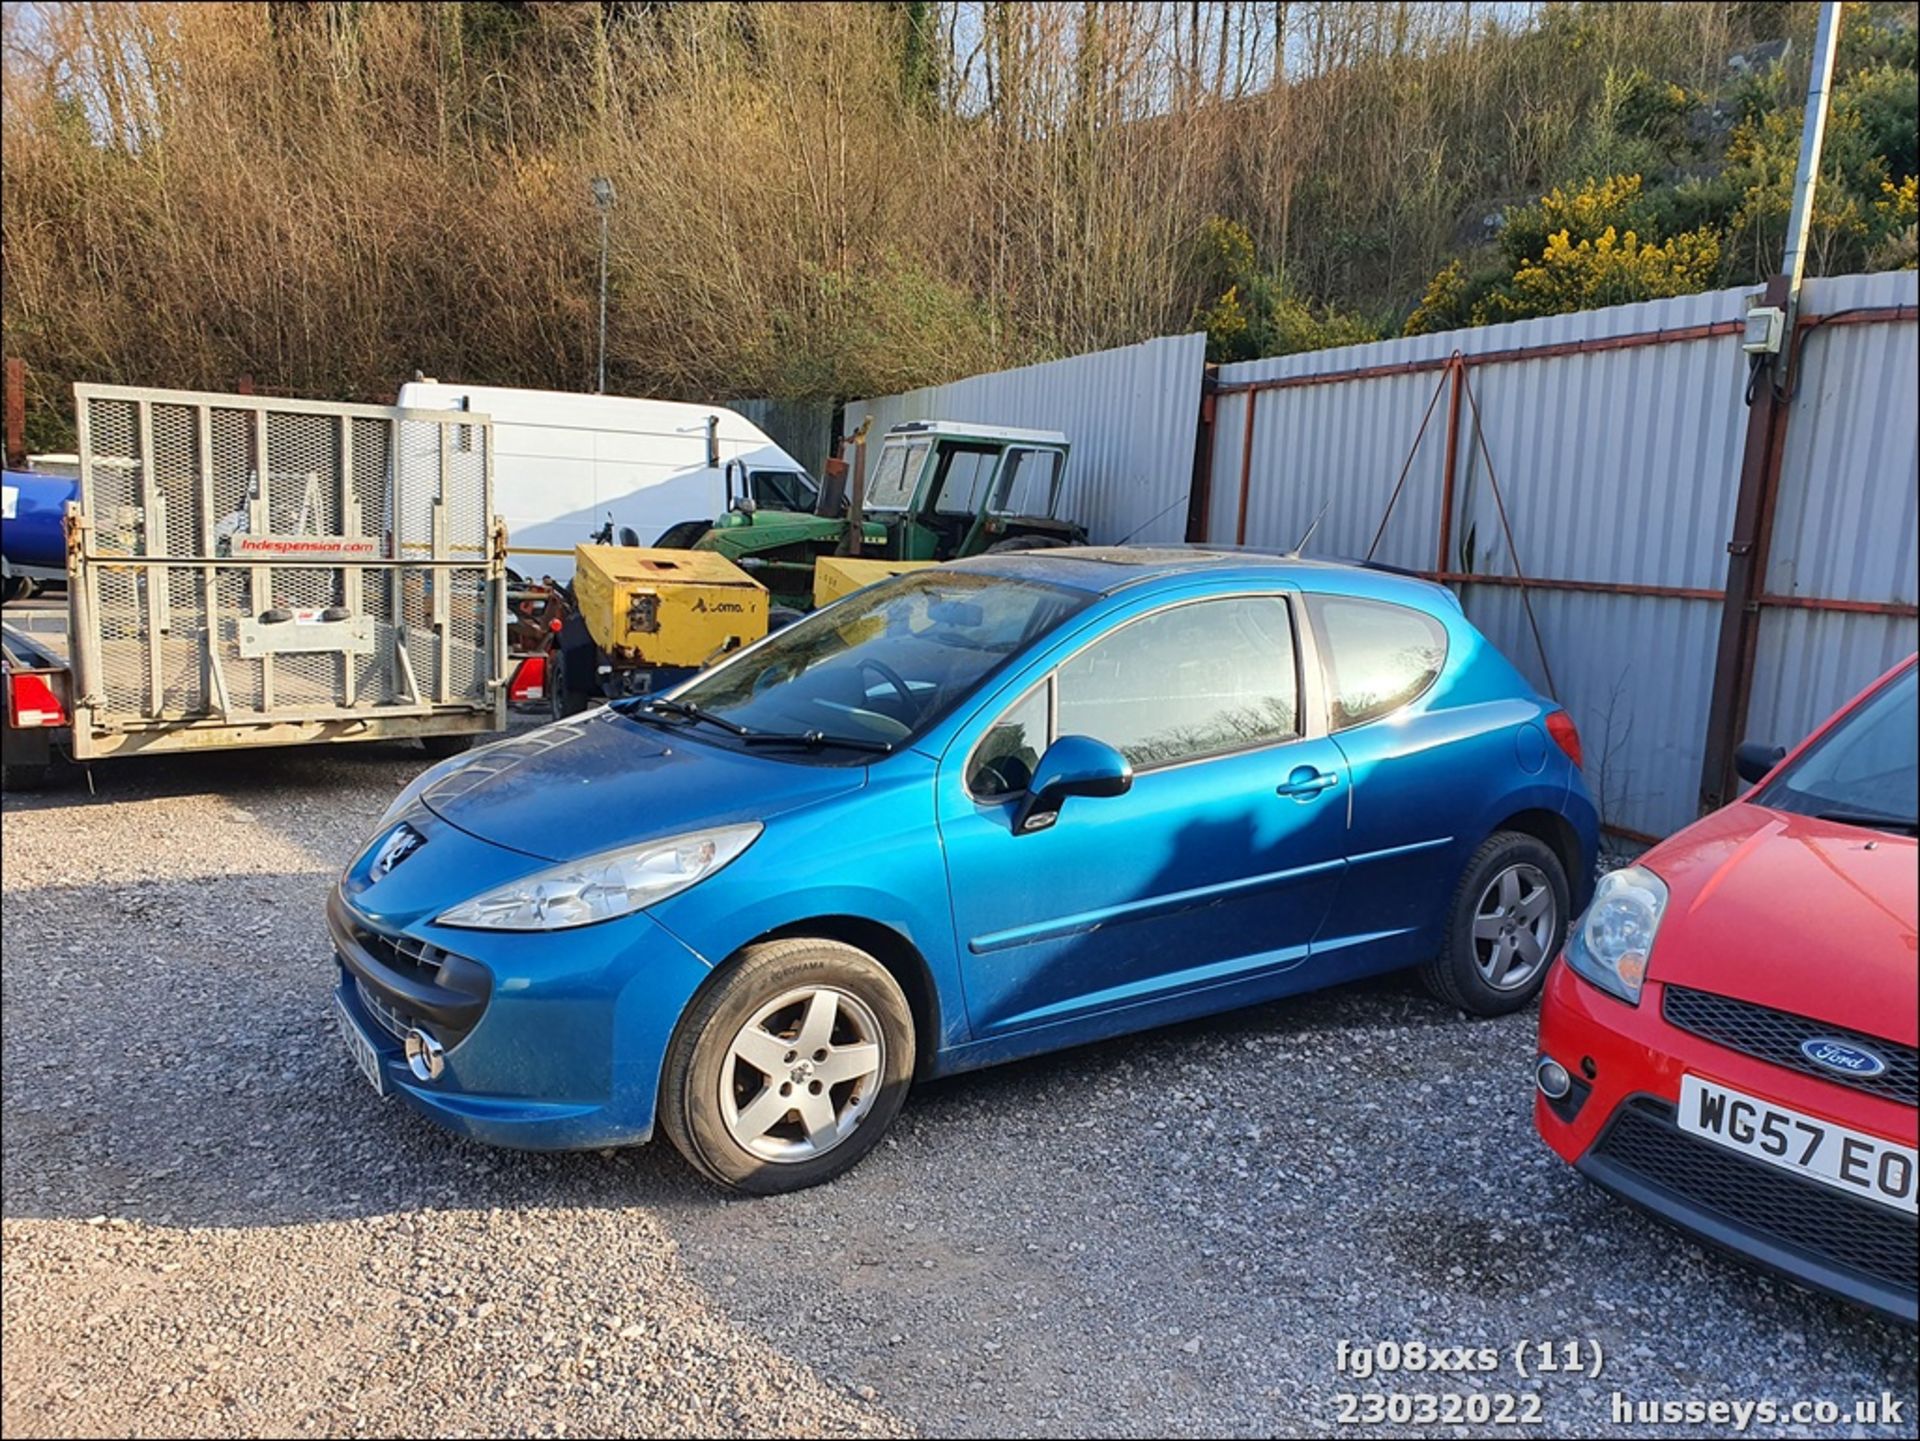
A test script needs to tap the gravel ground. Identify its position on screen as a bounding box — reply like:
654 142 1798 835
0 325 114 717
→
3 731 1914 1439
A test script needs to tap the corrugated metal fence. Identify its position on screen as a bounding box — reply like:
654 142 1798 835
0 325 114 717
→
727 397 835 484
1208 270 1917 839
845 333 1207 546
848 273 1917 841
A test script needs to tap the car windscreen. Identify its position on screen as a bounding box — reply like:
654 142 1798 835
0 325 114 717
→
1756 665 1918 834
668 570 1090 755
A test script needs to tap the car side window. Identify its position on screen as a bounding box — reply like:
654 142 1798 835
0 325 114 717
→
1054 597 1299 768
1307 595 1448 730
968 685 1050 798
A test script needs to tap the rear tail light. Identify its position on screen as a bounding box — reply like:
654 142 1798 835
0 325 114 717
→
507 654 546 704
7 671 68 729
1546 709 1583 768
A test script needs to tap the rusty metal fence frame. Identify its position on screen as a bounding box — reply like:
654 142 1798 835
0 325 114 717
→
1209 299 1918 842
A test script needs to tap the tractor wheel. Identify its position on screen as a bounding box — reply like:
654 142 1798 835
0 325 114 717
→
985 535 1068 554
767 606 806 633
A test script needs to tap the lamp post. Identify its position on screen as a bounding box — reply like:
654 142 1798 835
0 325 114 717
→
591 176 616 394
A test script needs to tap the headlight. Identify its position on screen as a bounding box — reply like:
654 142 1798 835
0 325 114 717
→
1564 865 1669 1005
435 823 760 931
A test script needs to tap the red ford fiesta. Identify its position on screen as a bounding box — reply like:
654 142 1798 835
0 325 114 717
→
1535 656 1918 1323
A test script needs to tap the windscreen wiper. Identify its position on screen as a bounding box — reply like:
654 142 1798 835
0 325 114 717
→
1813 809 1919 836
638 697 754 736
738 730 895 755
639 698 891 753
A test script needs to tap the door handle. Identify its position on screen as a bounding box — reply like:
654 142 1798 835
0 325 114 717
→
1276 767 1339 799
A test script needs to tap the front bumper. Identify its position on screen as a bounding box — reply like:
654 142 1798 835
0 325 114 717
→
327 882 714 1152
1536 960 1918 1325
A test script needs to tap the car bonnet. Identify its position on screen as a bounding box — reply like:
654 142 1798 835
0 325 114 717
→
419 708 868 862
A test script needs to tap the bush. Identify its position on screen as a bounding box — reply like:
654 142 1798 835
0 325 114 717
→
1404 258 1511 336
1498 174 1659 270
1192 218 1380 362
1872 174 1919 268
1722 64 1910 277
1479 225 1723 321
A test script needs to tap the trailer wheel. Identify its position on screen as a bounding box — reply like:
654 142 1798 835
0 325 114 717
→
767 606 806 633
547 612 600 720
2 573 34 604
549 674 586 720
1 762 53 792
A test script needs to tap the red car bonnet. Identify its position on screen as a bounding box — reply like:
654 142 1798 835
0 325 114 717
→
1638 798 1918 1042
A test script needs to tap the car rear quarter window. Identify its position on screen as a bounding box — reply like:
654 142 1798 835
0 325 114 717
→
1307 595 1448 730
1054 596 1299 768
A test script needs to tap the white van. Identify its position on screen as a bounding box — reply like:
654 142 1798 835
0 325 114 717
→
395 381 819 582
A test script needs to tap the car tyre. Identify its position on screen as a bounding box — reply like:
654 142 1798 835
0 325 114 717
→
1420 830 1570 1017
660 938 915 1194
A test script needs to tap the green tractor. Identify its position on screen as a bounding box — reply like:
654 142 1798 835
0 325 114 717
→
680 420 1085 612
545 421 1086 715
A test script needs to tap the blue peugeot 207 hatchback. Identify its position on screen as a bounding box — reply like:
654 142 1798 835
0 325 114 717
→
331 547 1597 1191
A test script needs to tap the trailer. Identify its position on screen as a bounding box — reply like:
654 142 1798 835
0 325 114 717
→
1 385 507 789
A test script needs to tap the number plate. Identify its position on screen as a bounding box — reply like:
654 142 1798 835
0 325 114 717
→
1678 1075 1915 1215
334 991 388 1098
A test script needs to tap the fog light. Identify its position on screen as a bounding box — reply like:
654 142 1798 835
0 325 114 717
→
405 1027 446 1082
1535 1055 1572 1100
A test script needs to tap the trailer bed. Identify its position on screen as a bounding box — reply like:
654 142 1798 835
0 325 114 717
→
3 386 508 773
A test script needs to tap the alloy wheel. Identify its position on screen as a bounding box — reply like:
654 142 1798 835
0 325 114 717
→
1471 862 1556 991
718 986 886 1162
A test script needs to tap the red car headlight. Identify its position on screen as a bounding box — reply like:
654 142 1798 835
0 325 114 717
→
1564 865 1669 1005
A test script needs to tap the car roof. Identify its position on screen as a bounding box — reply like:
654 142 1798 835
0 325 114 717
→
884 420 1070 447
947 544 1453 602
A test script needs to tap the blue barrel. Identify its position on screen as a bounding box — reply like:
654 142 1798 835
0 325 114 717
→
2 470 78 572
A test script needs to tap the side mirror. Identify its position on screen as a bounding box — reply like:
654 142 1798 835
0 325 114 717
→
1013 735 1132 834
1734 739 1787 785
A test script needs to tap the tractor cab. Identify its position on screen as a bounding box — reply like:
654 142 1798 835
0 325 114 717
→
856 422 1080 561
547 420 1087 711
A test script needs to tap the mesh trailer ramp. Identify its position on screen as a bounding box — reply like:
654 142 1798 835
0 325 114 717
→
37 385 508 763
